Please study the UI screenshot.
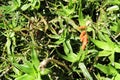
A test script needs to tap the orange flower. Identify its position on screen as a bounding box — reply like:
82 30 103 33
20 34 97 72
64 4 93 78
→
81 34 88 50
79 26 88 50
80 30 86 42
79 26 86 30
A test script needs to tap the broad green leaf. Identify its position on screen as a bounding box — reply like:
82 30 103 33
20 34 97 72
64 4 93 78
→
13 63 35 75
21 4 31 11
107 5 119 12
94 63 118 75
115 74 120 80
104 35 115 49
79 63 93 80
98 31 106 41
98 50 112 57
58 53 77 63
15 74 34 80
91 39 112 50
106 0 120 5
114 62 120 69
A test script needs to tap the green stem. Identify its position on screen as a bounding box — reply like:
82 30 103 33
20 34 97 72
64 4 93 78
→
30 31 36 46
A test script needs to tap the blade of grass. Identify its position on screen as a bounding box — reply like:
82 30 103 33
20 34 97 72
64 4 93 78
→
79 63 93 80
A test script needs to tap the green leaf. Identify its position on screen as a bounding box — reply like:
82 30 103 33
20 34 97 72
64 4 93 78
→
104 35 115 49
56 3 75 17
115 74 120 80
79 63 93 80
110 23 120 34
106 0 120 5
13 67 21 75
54 37 65 44
63 40 73 55
63 41 70 55
78 0 85 26
77 50 87 62
98 50 112 57
31 0 40 10
107 5 119 12
0 23 4 28
94 63 118 75
108 52 115 65
98 31 106 41
15 74 34 80
47 34 60 39
114 62 120 69
65 39 73 53
56 49 77 62
115 45 120 52
1 6 13 13
31 46 39 69
91 39 113 50
17 0 21 7
54 29 67 44
21 4 31 11
64 17 79 31
111 20 120 34
40 68 51 75
116 19 120 33
13 63 35 75
11 0 19 11
59 53 77 62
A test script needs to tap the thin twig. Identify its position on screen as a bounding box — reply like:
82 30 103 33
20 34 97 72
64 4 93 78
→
0 66 12 78
39 58 71 72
